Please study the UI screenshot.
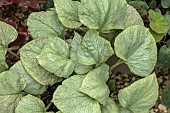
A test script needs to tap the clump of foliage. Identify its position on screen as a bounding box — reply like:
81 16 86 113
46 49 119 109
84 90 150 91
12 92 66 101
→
1 0 169 113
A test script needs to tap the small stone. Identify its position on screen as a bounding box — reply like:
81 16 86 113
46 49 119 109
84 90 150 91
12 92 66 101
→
158 104 166 110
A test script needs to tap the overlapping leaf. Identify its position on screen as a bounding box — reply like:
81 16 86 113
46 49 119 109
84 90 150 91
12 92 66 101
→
118 73 158 113
70 32 93 74
10 61 48 95
114 25 157 76
162 81 170 107
54 0 82 28
37 37 75 78
79 63 110 105
165 11 170 35
0 70 26 113
124 4 144 28
20 37 62 85
78 0 127 32
52 75 101 113
77 30 114 66
27 10 65 39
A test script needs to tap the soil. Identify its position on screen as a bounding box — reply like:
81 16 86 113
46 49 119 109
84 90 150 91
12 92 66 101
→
0 2 170 113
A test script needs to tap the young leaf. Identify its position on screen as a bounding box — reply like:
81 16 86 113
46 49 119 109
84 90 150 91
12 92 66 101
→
52 75 101 113
149 29 165 42
157 44 170 72
77 30 114 66
129 1 149 17
149 10 169 34
15 94 46 113
124 4 144 28
118 73 158 113
70 32 93 74
101 98 119 113
54 0 81 28
10 61 48 95
162 81 170 107
27 10 65 39
161 0 170 8
79 63 110 105
78 0 127 32
0 70 26 113
37 37 75 78
20 37 62 85
114 25 157 76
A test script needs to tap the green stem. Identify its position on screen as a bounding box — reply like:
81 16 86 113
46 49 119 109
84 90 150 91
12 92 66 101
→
45 102 52 111
7 49 19 59
110 59 124 71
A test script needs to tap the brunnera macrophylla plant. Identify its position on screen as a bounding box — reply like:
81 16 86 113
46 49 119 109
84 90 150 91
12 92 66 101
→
0 0 159 113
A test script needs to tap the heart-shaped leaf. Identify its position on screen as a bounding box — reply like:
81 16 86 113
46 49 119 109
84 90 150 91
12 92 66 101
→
15 94 46 113
0 70 26 113
37 37 75 78
118 73 158 113
124 4 144 28
70 32 93 74
79 63 110 105
101 98 119 113
77 30 114 66
27 10 65 39
10 61 48 95
114 25 157 76
52 75 101 113
54 0 81 28
149 10 169 34
78 0 127 32
20 37 62 85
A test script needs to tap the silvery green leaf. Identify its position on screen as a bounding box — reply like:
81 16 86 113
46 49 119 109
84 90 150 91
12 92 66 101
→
0 50 8 73
77 30 114 65
52 75 101 113
10 61 48 95
78 0 127 32
20 37 62 85
54 0 82 28
161 0 170 8
114 25 157 76
124 4 144 28
165 11 170 35
15 94 46 113
70 32 93 74
27 11 65 39
79 63 110 105
101 98 119 113
118 73 158 113
0 70 26 113
37 37 75 78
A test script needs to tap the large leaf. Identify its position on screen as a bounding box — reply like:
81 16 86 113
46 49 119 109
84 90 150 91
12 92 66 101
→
52 75 101 113
149 10 169 34
54 0 82 28
77 30 114 66
20 37 62 85
161 0 170 8
157 44 170 72
101 98 119 113
0 70 26 113
114 25 157 76
27 10 65 39
162 81 170 107
0 21 17 72
129 1 149 17
78 0 127 32
15 94 46 113
118 73 158 113
10 61 48 95
124 4 144 28
37 37 75 78
70 32 93 74
79 63 110 105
